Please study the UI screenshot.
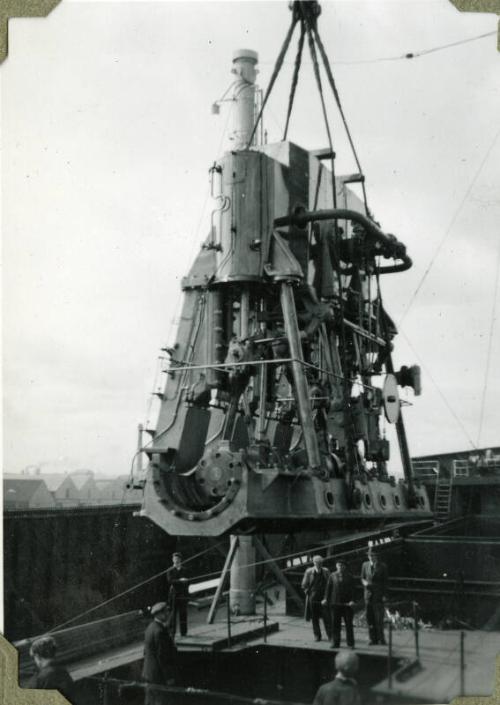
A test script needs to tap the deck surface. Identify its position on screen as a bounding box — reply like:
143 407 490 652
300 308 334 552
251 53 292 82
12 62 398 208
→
69 598 499 703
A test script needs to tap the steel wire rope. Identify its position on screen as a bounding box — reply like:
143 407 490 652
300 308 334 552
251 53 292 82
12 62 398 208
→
44 532 389 635
399 327 477 450
476 237 500 446
301 6 337 211
46 540 227 634
245 12 299 149
375 263 478 453
311 23 368 213
399 125 500 326
259 30 497 67
283 23 306 141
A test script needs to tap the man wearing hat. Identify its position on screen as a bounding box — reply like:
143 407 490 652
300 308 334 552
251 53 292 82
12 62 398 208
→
166 552 190 637
322 559 356 649
142 602 177 705
312 650 361 705
361 546 388 645
302 555 331 641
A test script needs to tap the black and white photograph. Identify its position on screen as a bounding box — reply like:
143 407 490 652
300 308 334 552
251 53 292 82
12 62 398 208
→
2 1 500 704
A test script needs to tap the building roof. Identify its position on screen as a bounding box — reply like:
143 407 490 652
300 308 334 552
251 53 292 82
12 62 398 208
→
39 474 75 492
70 473 96 490
3 478 48 503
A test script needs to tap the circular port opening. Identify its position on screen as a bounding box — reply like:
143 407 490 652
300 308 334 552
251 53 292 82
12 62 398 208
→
325 490 335 508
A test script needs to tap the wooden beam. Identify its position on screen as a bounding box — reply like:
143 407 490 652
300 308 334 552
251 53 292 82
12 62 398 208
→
207 536 239 624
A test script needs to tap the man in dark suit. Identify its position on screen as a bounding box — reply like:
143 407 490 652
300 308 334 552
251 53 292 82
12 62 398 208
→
360 547 388 645
142 602 177 705
166 552 189 637
322 559 356 649
302 555 331 641
28 635 75 701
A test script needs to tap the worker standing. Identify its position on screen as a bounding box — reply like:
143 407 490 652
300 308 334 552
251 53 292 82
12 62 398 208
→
302 555 331 642
360 546 388 645
142 602 177 705
166 552 190 637
323 559 356 649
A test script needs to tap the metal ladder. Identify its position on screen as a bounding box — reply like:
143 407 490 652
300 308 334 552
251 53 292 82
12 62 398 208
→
434 470 453 521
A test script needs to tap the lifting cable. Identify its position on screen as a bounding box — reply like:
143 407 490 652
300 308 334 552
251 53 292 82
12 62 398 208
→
400 328 477 451
283 23 306 142
246 12 299 149
247 1 368 215
399 125 500 326
45 532 386 635
300 2 338 211
46 540 227 634
310 22 368 212
476 238 500 446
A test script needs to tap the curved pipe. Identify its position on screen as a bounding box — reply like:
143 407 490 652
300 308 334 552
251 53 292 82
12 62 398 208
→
274 208 412 274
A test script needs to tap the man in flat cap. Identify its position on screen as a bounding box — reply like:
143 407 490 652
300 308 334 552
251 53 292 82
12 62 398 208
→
302 554 331 641
142 602 177 705
361 546 388 645
166 552 190 637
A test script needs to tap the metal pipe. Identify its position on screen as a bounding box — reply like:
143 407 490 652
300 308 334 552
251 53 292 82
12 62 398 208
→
256 360 268 442
240 288 250 338
226 587 232 647
413 602 420 660
387 622 393 689
274 208 412 273
230 50 259 150
280 282 321 471
263 590 268 643
460 631 465 695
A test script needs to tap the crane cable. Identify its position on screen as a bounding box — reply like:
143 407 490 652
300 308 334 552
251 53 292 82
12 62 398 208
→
245 12 299 149
477 238 500 446
399 125 500 326
310 20 369 212
283 23 306 141
247 0 369 217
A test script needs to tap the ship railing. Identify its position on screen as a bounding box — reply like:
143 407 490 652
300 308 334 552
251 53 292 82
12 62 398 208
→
454 456 500 477
412 460 440 478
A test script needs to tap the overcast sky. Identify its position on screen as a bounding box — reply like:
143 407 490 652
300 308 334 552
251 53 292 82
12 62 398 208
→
2 0 499 477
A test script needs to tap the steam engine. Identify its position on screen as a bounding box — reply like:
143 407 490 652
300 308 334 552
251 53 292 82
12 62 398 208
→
140 49 431 536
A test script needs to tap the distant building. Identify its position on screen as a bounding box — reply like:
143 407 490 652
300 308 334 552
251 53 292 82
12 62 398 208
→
70 470 100 505
3 477 56 510
41 474 80 508
95 478 119 504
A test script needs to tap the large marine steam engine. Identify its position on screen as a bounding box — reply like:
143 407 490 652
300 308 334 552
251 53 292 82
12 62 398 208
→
140 32 431 537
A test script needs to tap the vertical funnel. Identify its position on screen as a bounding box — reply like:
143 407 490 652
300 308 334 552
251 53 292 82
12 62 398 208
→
230 49 259 150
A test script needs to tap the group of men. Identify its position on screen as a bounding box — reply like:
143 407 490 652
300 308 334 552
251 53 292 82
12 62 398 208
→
26 549 380 705
302 547 388 649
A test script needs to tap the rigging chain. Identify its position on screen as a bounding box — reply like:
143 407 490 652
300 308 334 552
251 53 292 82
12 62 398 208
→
282 22 306 141
247 1 369 215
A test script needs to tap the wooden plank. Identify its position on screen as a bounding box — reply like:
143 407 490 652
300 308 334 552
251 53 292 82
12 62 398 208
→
207 536 239 624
